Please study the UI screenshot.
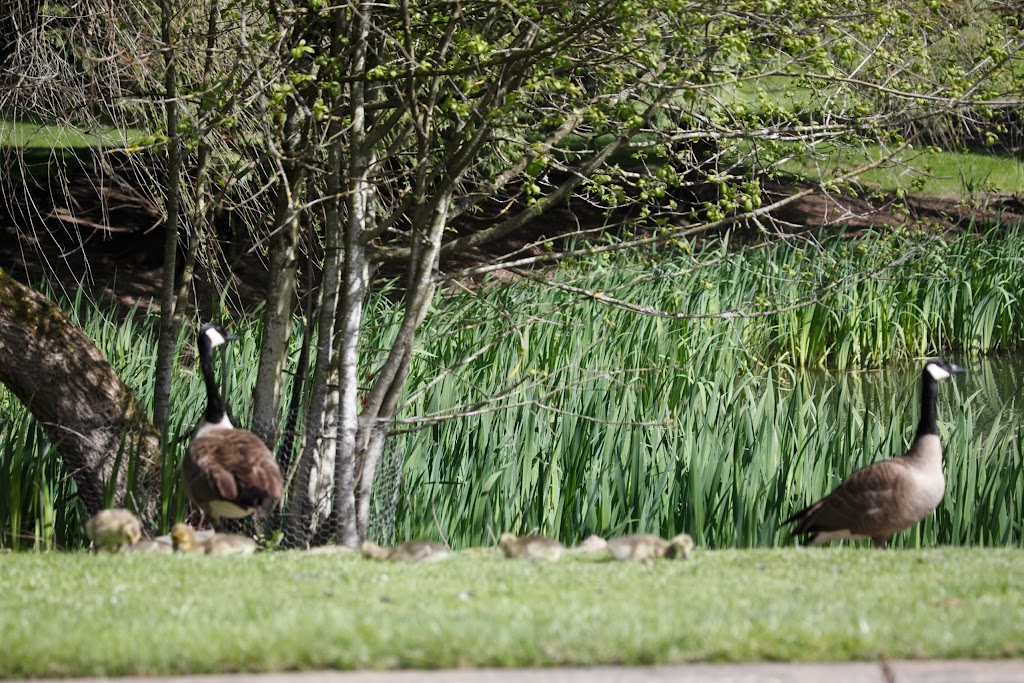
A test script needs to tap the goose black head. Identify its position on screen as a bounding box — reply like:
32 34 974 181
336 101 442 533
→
924 358 967 382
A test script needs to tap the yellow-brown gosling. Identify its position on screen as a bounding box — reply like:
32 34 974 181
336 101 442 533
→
306 544 357 555
784 358 966 548
85 508 142 553
606 533 694 562
569 534 609 554
667 533 695 559
498 533 563 561
361 540 450 562
183 323 283 528
131 538 173 553
171 523 257 556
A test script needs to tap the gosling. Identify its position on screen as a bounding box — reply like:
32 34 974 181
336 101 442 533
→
85 509 142 553
361 540 450 562
498 533 563 561
171 522 257 556
606 533 694 562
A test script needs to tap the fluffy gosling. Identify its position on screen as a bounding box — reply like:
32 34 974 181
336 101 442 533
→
171 523 257 556
498 533 563 561
606 533 694 562
570 534 609 554
85 509 142 553
361 540 450 562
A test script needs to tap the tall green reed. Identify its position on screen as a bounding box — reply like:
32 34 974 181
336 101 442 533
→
394 225 1024 549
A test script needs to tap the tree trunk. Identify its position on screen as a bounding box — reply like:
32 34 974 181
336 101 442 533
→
285 203 342 546
282 5 349 547
354 194 448 538
0 269 162 525
152 0 181 434
250 125 305 447
329 0 371 547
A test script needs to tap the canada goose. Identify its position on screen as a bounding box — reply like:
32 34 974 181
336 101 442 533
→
361 540 450 562
182 323 283 528
171 523 257 555
498 533 563 561
606 533 694 562
784 357 967 548
85 509 142 552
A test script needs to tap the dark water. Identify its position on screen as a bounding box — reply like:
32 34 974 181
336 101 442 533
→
796 354 1024 433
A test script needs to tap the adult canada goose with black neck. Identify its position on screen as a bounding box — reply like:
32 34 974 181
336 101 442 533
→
784 358 966 548
182 323 283 528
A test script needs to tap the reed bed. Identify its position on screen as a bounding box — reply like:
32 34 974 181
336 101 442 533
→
395 226 1024 549
3 226 1024 550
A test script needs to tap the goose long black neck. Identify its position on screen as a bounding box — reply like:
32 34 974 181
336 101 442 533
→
198 334 226 425
915 369 939 439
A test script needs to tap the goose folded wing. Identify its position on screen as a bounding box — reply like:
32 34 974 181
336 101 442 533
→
185 431 282 508
795 460 911 535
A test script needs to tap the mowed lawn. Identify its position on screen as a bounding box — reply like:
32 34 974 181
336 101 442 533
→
1 546 1023 677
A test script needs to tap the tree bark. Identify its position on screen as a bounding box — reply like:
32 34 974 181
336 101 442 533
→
329 0 372 547
0 269 162 524
152 0 182 434
250 116 306 447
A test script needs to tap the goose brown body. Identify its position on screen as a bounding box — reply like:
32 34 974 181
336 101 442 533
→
182 323 283 527
784 358 965 548
184 429 283 524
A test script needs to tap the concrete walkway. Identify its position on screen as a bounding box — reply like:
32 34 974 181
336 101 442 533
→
19 661 1024 683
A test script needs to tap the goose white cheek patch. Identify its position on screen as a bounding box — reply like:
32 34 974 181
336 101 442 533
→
204 327 227 348
925 364 951 381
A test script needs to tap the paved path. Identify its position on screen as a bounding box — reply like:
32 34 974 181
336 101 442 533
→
19 661 1024 683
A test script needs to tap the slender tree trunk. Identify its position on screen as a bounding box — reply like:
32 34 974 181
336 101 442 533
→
277 264 316 476
328 0 372 547
330 231 367 546
0 269 162 525
284 243 338 546
279 5 353 547
152 0 181 433
251 109 306 446
354 194 448 538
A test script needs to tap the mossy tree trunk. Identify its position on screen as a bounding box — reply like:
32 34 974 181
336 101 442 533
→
0 269 162 525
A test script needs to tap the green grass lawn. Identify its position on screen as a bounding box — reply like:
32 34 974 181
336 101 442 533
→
0 120 146 149
1 547 1022 677
779 144 1024 196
